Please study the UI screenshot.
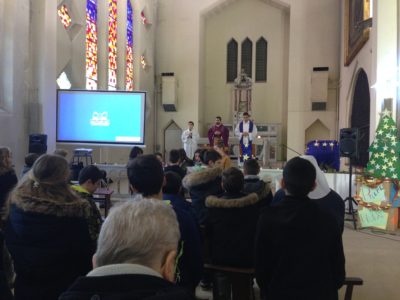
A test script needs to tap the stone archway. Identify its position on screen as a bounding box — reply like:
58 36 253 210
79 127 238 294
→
351 69 370 167
163 120 182 162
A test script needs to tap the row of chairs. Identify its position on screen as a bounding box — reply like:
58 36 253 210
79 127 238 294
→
200 223 363 300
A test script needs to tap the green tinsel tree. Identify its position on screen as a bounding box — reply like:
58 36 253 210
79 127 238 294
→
366 109 400 179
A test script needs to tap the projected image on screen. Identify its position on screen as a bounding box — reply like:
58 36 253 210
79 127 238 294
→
57 90 146 145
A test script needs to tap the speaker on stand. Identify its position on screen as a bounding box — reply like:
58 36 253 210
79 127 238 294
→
339 128 359 230
28 134 48 155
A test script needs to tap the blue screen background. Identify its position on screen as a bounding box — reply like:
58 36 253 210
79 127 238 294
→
57 91 145 144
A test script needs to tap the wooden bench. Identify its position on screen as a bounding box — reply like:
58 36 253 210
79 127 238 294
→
205 263 363 300
93 188 114 217
344 277 363 300
204 264 255 300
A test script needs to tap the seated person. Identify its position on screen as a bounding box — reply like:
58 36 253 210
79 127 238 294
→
182 150 224 225
128 155 202 293
178 148 194 174
271 155 345 233
164 149 186 179
20 152 39 177
163 171 196 220
71 165 104 241
214 141 232 170
205 167 259 268
5 154 94 300
154 151 165 167
0 147 18 215
128 146 143 161
60 200 195 300
243 159 273 207
255 157 345 300
192 149 203 166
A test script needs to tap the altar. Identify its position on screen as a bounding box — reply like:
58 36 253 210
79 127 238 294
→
197 136 277 165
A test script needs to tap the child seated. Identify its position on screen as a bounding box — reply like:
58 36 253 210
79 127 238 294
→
20 152 39 177
243 159 272 207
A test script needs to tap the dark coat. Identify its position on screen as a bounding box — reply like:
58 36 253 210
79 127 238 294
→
205 192 260 268
72 186 103 241
5 194 95 300
255 195 345 300
314 190 345 233
182 167 223 225
0 230 13 300
243 176 273 208
59 274 196 300
272 189 345 233
164 165 186 179
162 194 203 291
0 170 18 213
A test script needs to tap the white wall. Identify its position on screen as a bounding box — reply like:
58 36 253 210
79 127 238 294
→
339 0 398 145
203 0 289 132
284 0 341 158
156 0 341 159
155 0 202 153
0 0 31 173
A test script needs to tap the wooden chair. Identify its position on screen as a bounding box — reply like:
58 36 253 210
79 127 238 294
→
343 277 363 300
93 188 113 217
204 263 255 300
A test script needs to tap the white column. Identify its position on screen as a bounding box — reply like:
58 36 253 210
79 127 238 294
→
31 0 57 152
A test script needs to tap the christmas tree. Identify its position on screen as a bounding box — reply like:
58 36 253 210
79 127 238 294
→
366 109 400 179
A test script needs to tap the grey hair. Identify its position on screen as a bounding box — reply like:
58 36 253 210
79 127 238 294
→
95 197 180 268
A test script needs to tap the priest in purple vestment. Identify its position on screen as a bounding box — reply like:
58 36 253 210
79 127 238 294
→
208 116 229 147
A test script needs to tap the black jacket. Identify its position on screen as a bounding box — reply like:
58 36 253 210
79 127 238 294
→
59 274 196 300
0 170 18 213
314 190 345 233
0 230 13 300
182 167 223 225
164 165 186 179
205 192 259 268
162 194 203 291
272 189 345 233
5 194 94 300
243 176 273 207
255 195 345 300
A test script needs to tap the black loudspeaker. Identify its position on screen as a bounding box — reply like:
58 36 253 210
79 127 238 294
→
339 128 359 158
28 134 48 155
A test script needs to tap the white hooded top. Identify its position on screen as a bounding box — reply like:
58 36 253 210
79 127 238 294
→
300 155 331 199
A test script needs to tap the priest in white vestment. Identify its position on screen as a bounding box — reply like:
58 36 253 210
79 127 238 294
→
181 121 199 159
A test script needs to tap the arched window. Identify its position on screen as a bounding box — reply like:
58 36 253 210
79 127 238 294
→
241 38 252 78
227 39 238 82
85 0 98 90
126 0 134 90
108 0 118 90
256 37 268 82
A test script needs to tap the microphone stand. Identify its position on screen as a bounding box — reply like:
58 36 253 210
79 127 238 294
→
280 144 302 156
344 158 358 230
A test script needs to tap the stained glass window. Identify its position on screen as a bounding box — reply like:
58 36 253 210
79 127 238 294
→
227 39 238 82
58 5 72 29
108 0 118 90
86 0 98 90
256 37 268 82
126 0 134 90
241 38 253 79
